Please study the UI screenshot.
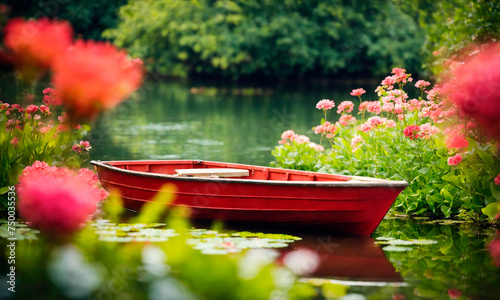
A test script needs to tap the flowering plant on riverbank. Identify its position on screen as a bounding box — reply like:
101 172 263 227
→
273 64 500 221
0 16 143 226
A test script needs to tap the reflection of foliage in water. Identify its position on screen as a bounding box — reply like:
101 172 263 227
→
373 217 500 299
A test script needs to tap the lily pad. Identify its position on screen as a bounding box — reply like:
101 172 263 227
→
382 246 414 252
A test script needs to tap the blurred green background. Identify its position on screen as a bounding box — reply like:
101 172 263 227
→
4 0 500 80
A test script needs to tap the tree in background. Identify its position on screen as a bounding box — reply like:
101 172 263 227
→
104 0 425 80
2 0 127 41
396 0 500 76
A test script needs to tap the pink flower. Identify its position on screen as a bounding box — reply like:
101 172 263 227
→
26 104 38 114
381 76 396 86
10 137 18 146
42 87 62 106
351 135 364 149
3 18 73 81
366 101 382 114
309 143 324 151
445 133 469 149
446 43 500 142
52 40 144 122
279 130 298 144
281 130 296 140
494 174 500 185
357 123 371 132
339 114 356 126
18 176 99 238
350 88 366 97
72 141 91 154
337 101 354 114
39 105 50 115
447 154 463 166
386 120 396 128
294 135 310 144
420 123 440 138
403 125 421 139
415 80 431 89
315 99 335 110
17 162 107 238
314 121 337 136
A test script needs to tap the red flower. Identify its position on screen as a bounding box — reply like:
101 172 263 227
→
52 40 143 122
447 288 462 299
403 125 421 140
495 174 500 186
447 154 463 166
3 18 73 81
446 43 500 142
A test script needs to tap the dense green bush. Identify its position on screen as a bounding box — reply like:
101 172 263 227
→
104 0 425 79
3 0 127 40
397 0 500 75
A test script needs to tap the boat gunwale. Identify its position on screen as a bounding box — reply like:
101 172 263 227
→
91 160 408 188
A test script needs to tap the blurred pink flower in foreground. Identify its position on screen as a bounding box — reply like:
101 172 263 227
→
3 18 73 81
52 40 143 122
446 43 500 142
18 161 107 238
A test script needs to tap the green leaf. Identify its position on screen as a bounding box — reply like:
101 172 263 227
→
476 148 494 166
481 202 500 220
490 182 500 201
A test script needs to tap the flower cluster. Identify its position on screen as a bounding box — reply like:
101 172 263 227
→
278 130 324 151
314 121 337 138
336 101 354 114
17 161 108 237
3 18 144 122
72 141 91 154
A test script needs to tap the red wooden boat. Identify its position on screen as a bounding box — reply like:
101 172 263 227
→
91 160 408 235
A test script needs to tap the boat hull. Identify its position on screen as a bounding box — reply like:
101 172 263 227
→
92 160 408 235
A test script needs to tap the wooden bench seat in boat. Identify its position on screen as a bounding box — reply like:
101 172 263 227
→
175 168 249 178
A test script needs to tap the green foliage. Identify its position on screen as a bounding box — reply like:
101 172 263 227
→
104 0 425 79
398 0 500 76
3 0 128 40
0 89 90 217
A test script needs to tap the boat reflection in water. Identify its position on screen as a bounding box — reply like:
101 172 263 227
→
279 234 405 286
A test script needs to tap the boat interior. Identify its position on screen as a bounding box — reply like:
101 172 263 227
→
103 160 353 182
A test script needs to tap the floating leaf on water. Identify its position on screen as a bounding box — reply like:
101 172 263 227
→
410 239 438 245
382 246 413 252
386 239 415 246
